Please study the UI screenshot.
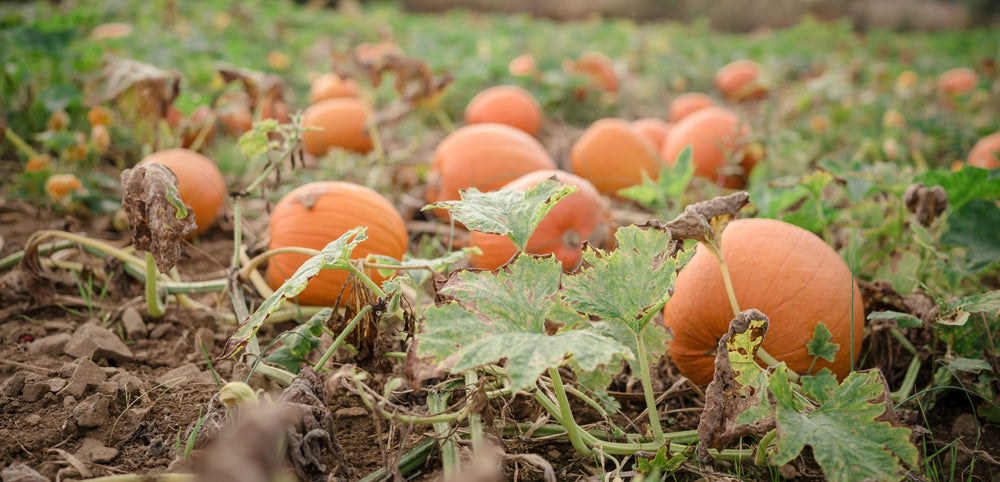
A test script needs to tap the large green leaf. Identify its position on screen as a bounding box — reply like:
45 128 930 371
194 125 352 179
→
941 199 1000 272
918 165 1000 212
424 179 576 251
769 368 919 482
220 227 367 359
415 253 628 392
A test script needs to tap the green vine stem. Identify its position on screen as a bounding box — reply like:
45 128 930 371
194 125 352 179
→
313 305 372 371
636 325 665 442
891 356 923 404
357 437 438 482
547 367 594 456
145 252 168 318
427 389 461 479
754 429 778 466
4 126 41 159
465 371 485 454
350 376 469 425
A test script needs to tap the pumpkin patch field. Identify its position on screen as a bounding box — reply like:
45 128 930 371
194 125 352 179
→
2 1 1000 481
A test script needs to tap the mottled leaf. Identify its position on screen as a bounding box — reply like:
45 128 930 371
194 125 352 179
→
238 118 279 158
425 179 576 251
368 247 479 287
801 368 839 405
769 367 919 482
413 253 627 392
662 191 750 245
867 310 923 328
941 200 1000 272
220 227 367 359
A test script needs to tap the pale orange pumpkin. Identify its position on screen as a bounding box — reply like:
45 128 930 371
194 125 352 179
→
138 148 227 236
668 92 716 123
937 67 978 96
660 106 758 188
464 85 544 137
309 73 361 104
663 218 865 386
631 118 672 149
714 60 767 101
468 169 615 271
570 118 663 196
968 132 1000 169
301 98 373 156
266 181 408 306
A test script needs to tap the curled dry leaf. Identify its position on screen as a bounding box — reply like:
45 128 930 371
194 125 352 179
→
217 63 289 110
90 54 181 120
662 191 750 245
697 309 775 463
120 163 197 271
902 182 948 227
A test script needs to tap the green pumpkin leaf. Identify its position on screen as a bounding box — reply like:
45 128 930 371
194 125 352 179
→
769 367 919 482
867 310 923 328
805 322 840 364
424 179 576 251
220 227 367 359
941 199 1000 272
368 247 480 287
414 253 628 392
801 368 839 405
237 118 279 158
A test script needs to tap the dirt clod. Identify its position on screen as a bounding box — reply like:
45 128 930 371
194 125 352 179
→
73 393 111 428
64 323 134 362
0 462 48 482
120 307 149 340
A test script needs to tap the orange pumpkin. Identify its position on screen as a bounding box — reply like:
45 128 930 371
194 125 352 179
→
309 72 361 104
302 98 373 156
468 169 615 271
563 51 619 95
570 118 663 196
968 132 1000 169
464 85 544 137
668 92 716 123
937 67 978 96
660 106 758 188
266 181 408 306
426 123 556 216
508 54 537 77
138 148 227 236
714 60 767 101
663 218 865 386
631 118 672 149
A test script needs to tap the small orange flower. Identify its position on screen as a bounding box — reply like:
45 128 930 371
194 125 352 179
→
45 173 83 201
48 110 70 131
63 142 88 163
87 106 114 127
91 125 111 154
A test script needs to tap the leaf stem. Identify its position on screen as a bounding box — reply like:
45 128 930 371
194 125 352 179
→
890 355 923 404
546 367 594 456
465 371 485 454
313 305 372 371
755 429 778 466
636 327 665 442
428 389 461 479
145 252 167 317
4 126 41 159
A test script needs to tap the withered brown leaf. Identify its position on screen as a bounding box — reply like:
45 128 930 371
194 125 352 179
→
661 191 750 245
120 163 197 271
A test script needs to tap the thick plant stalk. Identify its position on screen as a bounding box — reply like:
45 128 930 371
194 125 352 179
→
428 390 461 479
636 326 665 442
546 367 593 456
145 252 168 317
313 305 372 371
465 371 485 454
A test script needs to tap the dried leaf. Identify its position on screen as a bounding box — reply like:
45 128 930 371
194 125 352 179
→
90 55 181 119
120 163 196 271
217 63 288 106
662 191 750 245
902 182 948 226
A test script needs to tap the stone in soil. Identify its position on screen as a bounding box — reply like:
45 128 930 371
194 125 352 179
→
155 363 204 386
120 306 148 340
1 371 28 397
0 462 48 482
73 393 110 428
63 357 108 398
63 323 133 362
75 437 119 463
27 332 71 356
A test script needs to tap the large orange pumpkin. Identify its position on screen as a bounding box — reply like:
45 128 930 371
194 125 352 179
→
138 148 226 236
468 169 615 271
668 92 717 123
937 67 978 96
570 118 663 196
426 123 556 216
464 85 544 137
660 106 758 188
968 132 1000 169
266 181 408 306
714 60 767 101
663 218 865 386
302 98 373 156
563 51 619 96
632 118 672 149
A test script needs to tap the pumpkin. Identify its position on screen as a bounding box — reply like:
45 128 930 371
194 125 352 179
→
563 51 619 95
937 67 978 96
138 148 227 236
570 118 663 196
302 97 373 156
469 169 615 271
426 123 556 217
309 72 361 104
45 173 83 201
663 218 865 386
660 106 758 188
968 132 1000 169
632 118 672 149
266 181 408 306
714 60 767 101
668 92 716 123
508 54 537 77
464 85 544 137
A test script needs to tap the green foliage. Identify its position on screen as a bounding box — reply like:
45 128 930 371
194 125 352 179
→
617 146 695 219
805 322 840 363
264 308 331 374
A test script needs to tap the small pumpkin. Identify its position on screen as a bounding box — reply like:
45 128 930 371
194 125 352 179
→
426 123 556 217
631 118 672 149
937 67 978 96
714 60 767 101
663 218 865 386
508 54 537 77
668 92 716 123
968 132 1000 169
266 181 408 306
301 97 373 156
570 118 663 196
660 106 758 188
138 148 226 236
469 169 615 271
464 85 544 137
563 51 619 96
309 72 361 104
